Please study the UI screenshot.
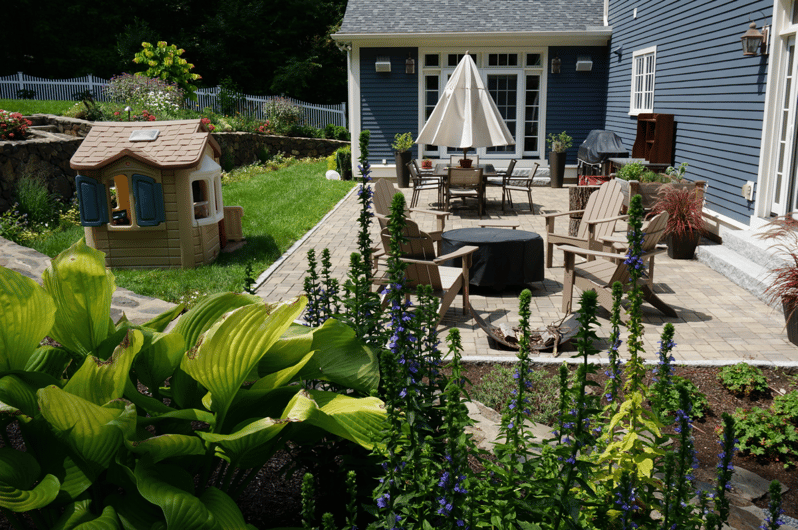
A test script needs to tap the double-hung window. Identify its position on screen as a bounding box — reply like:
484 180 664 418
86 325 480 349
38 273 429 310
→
630 46 656 115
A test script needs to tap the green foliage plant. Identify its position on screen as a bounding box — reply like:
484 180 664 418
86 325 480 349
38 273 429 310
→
546 131 573 153
12 166 59 226
133 41 201 102
664 162 689 182
733 405 798 468
334 146 352 180
762 479 787 529
263 97 303 132
0 238 385 528
718 363 769 397
470 364 560 425
391 132 414 152
324 123 350 141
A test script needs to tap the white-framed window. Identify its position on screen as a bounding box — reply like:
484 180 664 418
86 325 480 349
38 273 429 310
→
190 155 225 226
630 46 656 115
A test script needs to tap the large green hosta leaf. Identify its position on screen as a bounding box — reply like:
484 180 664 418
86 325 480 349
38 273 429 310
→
25 345 73 378
132 328 185 394
0 374 38 419
141 303 186 333
133 462 217 530
42 239 115 357
173 292 264 351
0 447 60 512
64 330 143 406
200 487 257 530
52 500 121 530
258 323 315 374
0 266 56 371
181 298 305 427
124 433 205 463
302 389 386 450
38 386 136 475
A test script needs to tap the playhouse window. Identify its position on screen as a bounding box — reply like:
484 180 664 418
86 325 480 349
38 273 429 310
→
192 180 210 219
109 175 132 226
189 174 224 226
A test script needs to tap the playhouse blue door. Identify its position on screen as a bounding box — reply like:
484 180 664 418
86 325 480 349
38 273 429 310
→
131 174 166 227
75 175 109 226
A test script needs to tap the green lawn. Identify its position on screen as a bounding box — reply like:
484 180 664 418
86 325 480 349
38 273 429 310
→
0 99 76 115
26 161 354 306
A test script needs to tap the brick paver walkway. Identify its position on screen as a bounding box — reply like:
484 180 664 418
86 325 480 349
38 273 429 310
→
255 182 798 366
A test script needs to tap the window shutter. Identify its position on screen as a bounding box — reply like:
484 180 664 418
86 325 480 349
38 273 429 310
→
75 175 109 226
132 174 165 227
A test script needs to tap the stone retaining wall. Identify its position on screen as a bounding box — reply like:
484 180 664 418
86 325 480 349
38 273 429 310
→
0 114 349 212
212 132 349 169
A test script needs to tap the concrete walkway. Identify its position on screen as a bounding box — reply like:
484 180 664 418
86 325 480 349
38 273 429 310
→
255 183 798 367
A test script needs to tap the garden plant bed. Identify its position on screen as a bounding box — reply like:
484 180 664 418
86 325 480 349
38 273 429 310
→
157 362 798 529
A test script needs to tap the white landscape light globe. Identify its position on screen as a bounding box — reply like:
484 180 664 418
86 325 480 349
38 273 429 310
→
326 170 341 180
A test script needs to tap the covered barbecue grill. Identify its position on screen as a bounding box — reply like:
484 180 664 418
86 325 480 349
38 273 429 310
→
576 130 628 185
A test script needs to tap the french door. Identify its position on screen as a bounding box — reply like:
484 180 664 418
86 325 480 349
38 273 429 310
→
772 37 798 215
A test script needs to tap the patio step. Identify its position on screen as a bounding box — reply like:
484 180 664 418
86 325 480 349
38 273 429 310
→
695 226 787 311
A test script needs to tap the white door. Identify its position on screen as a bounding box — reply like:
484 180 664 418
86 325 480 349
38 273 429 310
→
772 37 798 215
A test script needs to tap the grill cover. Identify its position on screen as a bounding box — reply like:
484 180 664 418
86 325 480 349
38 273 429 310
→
577 130 628 164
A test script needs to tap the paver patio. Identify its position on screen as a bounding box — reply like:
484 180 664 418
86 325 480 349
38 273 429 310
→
255 181 798 366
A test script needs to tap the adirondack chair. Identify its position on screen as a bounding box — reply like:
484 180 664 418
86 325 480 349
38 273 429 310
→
375 219 478 325
543 179 626 268
373 178 449 252
559 211 676 317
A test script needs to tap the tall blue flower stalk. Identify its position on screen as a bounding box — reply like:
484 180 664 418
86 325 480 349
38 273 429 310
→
661 386 700 529
761 480 786 530
604 281 625 405
623 194 647 393
706 413 738 530
356 130 374 277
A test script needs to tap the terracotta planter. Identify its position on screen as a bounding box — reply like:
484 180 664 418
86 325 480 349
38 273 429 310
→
666 231 700 259
421 160 433 170
459 158 473 168
549 151 566 188
394 151 412 187
783 300 798 346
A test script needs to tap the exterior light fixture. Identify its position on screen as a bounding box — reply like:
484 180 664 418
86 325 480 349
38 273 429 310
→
741 21 769 56
405 53 415 74
124 106 132 122
551 56 561 74
375 56 391 72
575 56 593 71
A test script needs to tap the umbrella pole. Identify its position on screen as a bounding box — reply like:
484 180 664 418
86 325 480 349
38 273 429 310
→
462 147 469 166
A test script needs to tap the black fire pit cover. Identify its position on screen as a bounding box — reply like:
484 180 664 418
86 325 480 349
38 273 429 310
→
577 130 628 164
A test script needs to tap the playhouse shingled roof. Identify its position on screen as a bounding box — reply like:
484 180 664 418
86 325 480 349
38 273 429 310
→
336 0 608 35
70 120 221 171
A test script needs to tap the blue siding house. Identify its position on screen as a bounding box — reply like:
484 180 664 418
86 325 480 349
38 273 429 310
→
335 0 795 235
332 0 612 177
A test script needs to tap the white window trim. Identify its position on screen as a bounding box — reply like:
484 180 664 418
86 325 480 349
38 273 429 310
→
630 45 657 116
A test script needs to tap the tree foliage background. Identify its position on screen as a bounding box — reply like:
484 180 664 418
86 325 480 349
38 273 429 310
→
5 0 348 104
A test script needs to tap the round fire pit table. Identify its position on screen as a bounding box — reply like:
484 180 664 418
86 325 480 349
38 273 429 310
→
440 228 544 290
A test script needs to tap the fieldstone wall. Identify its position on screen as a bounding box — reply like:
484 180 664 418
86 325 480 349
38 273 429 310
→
0 114 349 212
212 132 349 169
0 115 91 211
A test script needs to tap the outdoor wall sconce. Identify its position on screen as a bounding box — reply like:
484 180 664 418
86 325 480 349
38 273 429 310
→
551 56 561 74
405 53 415 74
375 56 391 72
575 56 593 71
741 21 769 56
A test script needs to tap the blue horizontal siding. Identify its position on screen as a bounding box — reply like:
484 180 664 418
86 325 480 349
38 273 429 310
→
606 0 771 224
360 48 419 165
547 46 610 164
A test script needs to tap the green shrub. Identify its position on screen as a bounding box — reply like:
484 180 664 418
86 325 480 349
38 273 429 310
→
286 124 322 138
13 165 59 226
324 124 350 141
263 97 303 132
334 146 352 180
733 406 798 467
650 374 709 419
773 390 798 419
718 363 769 397
470 364 560 425
133 41 201 101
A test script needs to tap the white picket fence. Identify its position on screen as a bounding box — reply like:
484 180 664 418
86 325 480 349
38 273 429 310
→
0 72 346 128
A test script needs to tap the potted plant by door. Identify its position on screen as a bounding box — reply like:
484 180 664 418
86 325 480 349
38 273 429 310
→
650 183 705 259
392 132 414 188
757 214 798 345
547 131 573 188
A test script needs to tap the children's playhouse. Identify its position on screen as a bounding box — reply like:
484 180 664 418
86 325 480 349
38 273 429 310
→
70 119 243 269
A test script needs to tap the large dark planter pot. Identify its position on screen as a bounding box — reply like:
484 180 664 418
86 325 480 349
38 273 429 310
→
666 231 700 259
549 151 566 188
783 300 798 345
394 151 412 188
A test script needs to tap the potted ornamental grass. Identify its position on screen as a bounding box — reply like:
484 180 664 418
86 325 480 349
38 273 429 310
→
547 131 572 188
392 132 414 188
757 214 798 345
650 179 705 259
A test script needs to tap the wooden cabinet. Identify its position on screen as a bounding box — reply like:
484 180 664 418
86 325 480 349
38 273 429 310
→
631 113 674 164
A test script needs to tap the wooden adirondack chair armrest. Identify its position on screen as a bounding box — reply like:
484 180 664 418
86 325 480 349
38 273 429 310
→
542 209 585 220
410 208 450 219
434 245 479 264
583 214 629 227
558 244 628 262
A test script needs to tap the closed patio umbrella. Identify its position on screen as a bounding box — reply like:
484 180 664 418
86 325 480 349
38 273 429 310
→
416 53 515 163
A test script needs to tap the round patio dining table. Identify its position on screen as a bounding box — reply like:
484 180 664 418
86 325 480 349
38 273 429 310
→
440 227 544 290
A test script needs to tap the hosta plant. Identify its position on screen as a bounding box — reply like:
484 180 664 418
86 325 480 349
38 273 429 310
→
0 238 385 529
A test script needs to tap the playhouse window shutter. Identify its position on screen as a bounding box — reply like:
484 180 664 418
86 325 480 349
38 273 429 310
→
75 175 109 226
132 174 165 226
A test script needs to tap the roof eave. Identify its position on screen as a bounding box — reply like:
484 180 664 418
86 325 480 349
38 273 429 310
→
332 29 613 47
